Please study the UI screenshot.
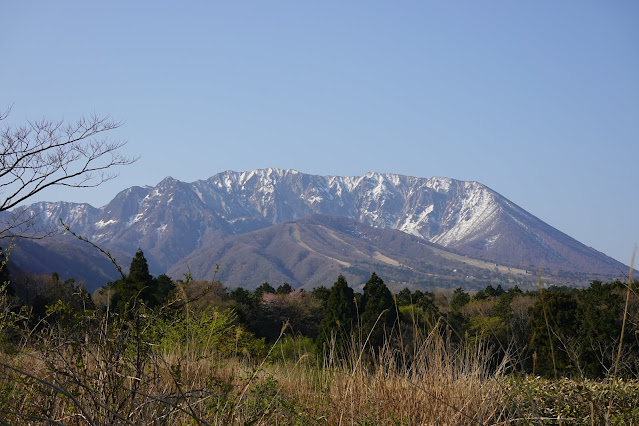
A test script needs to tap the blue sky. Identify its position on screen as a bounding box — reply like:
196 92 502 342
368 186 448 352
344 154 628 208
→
2 1 638 266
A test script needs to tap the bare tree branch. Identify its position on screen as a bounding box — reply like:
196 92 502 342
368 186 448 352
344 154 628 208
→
0 107 137 238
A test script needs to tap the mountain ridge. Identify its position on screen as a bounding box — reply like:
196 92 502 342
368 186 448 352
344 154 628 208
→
11 168 628 290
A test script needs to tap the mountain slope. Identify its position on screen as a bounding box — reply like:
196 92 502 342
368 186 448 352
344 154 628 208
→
14 168 628 290
168 214 540 291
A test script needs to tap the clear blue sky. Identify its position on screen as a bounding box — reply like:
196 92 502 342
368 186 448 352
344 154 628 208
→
2 1 638 266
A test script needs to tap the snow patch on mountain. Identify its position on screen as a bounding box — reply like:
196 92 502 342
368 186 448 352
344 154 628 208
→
156 223 167 237
426 177 452 193
399 204 434 237
431 186 500 246
95 219 118 228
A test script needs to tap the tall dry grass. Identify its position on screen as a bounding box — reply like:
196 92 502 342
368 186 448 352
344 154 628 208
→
0 292 514 425
321 325 510 424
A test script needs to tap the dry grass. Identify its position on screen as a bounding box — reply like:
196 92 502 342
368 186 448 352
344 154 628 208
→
261 317 512 425
321 334 509 425
0 301 512 425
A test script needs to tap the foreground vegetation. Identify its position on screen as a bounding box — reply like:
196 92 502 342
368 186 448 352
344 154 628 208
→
1 249 638 424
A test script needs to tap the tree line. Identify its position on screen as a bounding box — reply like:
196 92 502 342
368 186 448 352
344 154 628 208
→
3 248 638 380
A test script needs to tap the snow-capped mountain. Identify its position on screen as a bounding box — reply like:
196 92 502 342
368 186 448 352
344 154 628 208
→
16 168 626 288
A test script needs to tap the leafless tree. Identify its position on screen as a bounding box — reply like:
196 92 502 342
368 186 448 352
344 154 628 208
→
0 105 137 238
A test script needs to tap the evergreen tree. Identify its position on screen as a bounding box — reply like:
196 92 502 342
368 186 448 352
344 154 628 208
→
360 272 397 349
413 291 440 323
129 249 153 286
111 249 156 313
276 283 293 295
448 287 471 339
228 287 254 324
229 287 254 306
153 274 176 307
450 287 470 311
316 274 357 355
396 288 412 306
254 282 275 301
311 286 330 309
528 289 578 377
576 280 625 377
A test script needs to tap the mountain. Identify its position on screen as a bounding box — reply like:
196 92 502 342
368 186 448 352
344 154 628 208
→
167 213 542 291
10 168 628 291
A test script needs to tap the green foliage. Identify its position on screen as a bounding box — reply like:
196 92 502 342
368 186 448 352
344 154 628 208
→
254 282 275 301
528 289 579 377
110 250 175 314
473 284 505 300
492 285 523 322
468 316 507 347
153 274 176 305
360 272 397 349
316 274 357 356
576 280 625 377
229 286 254 306
311 285 330 307
397 304 438 331
396 288 412 306
276 283 292 294
413 290 440 320
156 306 266 360
0 247 11 296
2 259 639 423
30 273 95 321
450 287 470 312
243 374 299 424
268 335 315 363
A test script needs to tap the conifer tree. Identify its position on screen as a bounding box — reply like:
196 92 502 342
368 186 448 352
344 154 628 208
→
360 272 397 349
254 282 275 301
111 249 156 312
276 283 293 295
311 285 330 307
316 274 357 355
152 274 176 307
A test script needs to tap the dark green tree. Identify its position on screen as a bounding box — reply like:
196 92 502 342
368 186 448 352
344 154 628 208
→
228 287 254 324
311 285 330 309
111 250 156 313
414 291 440 324
448 287 471 339
492 286 523 322
360 272 397 349
129 249 153 285
396 288 413 306
528 289 578 377
316 274 357 355
576 280 625 377
276 283 293 295
450 287 470 311
254 282 275 301
152 274 176 307
229 287 254 306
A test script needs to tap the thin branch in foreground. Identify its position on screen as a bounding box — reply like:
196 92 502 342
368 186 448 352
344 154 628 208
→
60 218 125 279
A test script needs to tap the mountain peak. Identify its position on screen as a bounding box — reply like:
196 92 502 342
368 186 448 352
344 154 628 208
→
158 176 179 186
16 168 628 290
